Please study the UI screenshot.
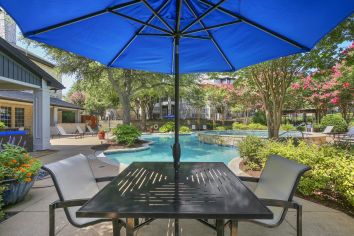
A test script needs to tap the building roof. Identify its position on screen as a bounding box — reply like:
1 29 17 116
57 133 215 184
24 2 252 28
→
14 45 56 68
0 90 83 110
0 37 64 90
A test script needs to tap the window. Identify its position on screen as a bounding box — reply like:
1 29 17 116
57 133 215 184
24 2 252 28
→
15 108 25 127
0 106 12 127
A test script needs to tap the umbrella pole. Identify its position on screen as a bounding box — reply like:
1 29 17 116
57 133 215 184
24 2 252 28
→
173 35 181 172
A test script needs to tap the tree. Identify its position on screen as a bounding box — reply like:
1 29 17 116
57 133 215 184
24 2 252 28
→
204 84 236 126
237 56 302 138
183 85 206 126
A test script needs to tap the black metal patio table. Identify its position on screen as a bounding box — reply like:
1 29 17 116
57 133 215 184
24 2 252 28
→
77 162 273 236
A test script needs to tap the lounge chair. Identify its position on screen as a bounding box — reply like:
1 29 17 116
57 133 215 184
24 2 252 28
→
56 124 82 138
334 127 354 146
42 154 126 236
191 124 196 130
202 125 207 130
322 125 334 134
87 125 98 136
238 155 310 236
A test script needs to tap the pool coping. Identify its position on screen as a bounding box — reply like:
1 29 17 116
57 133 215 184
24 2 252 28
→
103 140 154 154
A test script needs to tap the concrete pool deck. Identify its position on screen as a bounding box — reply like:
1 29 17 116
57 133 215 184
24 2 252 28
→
1 136 353 236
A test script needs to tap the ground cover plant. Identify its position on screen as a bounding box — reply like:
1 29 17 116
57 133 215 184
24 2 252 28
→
239 136 354 212
179 126 191 134
159 122 175 133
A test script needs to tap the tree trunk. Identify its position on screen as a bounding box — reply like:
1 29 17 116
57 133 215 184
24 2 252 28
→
141 104 147 131
121 95 131 124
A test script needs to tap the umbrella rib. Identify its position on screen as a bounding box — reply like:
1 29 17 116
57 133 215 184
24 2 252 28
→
184 0 234 70
108 0 172 66
183 20 241 35
109 11 172 35
138 33 172 37
198 0 310 50
182 35 211 40
181 0 227 34
142 0 175 33
24 0 141 37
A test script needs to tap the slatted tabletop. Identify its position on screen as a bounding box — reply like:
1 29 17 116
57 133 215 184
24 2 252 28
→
77 162 272 220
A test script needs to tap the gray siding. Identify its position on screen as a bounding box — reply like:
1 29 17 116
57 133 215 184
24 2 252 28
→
0 52 41 87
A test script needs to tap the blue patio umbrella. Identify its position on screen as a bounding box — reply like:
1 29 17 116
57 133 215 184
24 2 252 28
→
1 0 353 171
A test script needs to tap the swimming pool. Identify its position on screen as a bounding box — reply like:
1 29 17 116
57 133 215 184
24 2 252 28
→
105 134 238 165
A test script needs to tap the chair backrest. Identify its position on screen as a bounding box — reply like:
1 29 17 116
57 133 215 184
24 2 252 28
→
56 125 67 135
254 155 310 225
42 154 99 226
18 127 25 131
323 126 334 134
87 125 94 133
347 127 354 136
202 125 207 130
191 125 196 130
76 125 84 134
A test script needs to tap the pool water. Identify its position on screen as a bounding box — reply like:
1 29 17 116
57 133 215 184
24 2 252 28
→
105 134 238 165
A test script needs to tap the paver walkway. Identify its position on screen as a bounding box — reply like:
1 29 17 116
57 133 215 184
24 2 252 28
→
0 136 353 236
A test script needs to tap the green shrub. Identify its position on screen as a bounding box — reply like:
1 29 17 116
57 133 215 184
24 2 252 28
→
112 124 141 146
215 126 226 131
180 126 191 133
238 136 266 170
313 123 323 132
248 123 267 130
296 125 306 132
0 121 5 130
232 122 247 130
280 124 296 131
239 138 354 207
252 111 267 125
159 122 174 133
321 114 348 132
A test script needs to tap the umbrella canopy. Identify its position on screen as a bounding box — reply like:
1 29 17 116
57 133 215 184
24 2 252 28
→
1 0 353 170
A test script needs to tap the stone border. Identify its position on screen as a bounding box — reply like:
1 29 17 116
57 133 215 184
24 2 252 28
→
103 140 154 154
198 131 328 146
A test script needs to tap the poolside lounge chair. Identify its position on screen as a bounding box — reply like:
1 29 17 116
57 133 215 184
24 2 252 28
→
238 155 310 236
56 124 82 138
42 154 126 236
202 125 207 130
191 124 196 130
87 125 98 136
322 126 334 134
334 127 354 146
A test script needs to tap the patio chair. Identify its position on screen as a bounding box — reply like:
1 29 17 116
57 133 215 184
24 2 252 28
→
43 154 126 236
238 155 310 236
202 125 207 130
56 124 82 138
322 126 334 134
191 124 196 130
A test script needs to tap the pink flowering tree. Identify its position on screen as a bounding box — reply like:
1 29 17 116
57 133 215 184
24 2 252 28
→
69 91 86 107
290 42 353 122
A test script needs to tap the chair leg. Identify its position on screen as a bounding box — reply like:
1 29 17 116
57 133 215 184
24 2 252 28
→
296 204 303 236
112 219 122 236
49 203 55 236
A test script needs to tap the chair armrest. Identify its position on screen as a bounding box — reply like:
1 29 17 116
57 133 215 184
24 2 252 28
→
51 198 90 209
259 198 300 209
238 176 260 182
95 176 116 182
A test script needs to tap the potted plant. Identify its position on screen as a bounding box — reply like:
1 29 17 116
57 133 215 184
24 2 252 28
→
98 129 105 140
0 144 42 206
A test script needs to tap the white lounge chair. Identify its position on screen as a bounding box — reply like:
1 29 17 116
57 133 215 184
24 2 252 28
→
238 155 310 236
191 124 196 130
56 124 82 138
202 125 207 130
322 126 334 134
